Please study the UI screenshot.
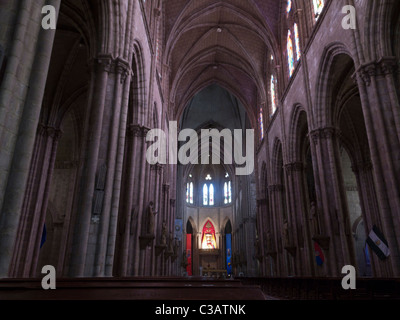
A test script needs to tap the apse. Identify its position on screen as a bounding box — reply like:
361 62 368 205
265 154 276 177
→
176 83 258 277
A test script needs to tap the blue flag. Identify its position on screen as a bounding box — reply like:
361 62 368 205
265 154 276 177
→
226 234 232 275
40 224 47 249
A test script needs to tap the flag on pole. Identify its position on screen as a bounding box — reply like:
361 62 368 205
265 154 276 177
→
314 241 325 266
366 225 390 260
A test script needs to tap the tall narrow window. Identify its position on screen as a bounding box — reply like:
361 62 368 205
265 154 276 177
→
224 182 228 204
287 30 295 77
286 0 292 17
228 181 232 203
224 181 232 204
259 107 264 140
189 182 193 204
271 75 277 114
203 184 208 206
294 23 301 61
313 0 324 20
209 184 214 206
186 181 194 204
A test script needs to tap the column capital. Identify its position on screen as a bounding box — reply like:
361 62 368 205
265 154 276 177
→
114 57 131 82
284 162 304 172
89 55 132 77
127 124 143 137
352 160 373 174
95 54 114 73
268 184 284 192
37 124 62 141
142 126 151 137
294 8 303 19
378 56 398 75
354 57 398 86
310 127 339 143
150 163 164 174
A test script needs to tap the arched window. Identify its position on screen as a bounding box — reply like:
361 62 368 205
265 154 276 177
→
189 182 193 204
270 75 277 114
313 0 325 20
287 30 295 76
203 184 208 206
286 0 292 17
209 184 214 206
203 173 215 206
285 0 301 78
228 181 232 203
224 181 232 204
259 107 264 140
224 182 228 204
186 181 194 204
294 23 301 61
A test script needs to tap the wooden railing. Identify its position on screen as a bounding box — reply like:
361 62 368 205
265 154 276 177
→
237 277 400 300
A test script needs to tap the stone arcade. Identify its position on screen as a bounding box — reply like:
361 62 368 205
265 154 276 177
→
0 0 399 300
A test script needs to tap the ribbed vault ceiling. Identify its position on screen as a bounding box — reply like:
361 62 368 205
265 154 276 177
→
165 0 282 124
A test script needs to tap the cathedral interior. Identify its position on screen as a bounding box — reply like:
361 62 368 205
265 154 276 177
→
0 0 400 301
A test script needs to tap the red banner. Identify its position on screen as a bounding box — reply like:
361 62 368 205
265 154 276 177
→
186 234 192 276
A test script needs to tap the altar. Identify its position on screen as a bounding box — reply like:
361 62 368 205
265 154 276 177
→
202 268 227 278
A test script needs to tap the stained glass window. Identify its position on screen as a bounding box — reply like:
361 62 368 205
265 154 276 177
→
189 182 193 204
224 182 228 204
294 23 301 61
209 184 214 206
224 181 232 204
203 184 208 206
187 182 194 204
287 30 295 77
271 75 277 114
259 107 264 140
313 0 324 20
228 181 232 203
286 0 292 17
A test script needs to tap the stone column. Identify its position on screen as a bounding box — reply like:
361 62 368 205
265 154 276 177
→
93 59 130 277
116 124 141 276
284 162 314 276
169 198 176 276
68 55 112 277
149 164 163 276
134 126 151 276
156 183 169 276
355 59 400 276
10 124 61 277
0 0 61 277
310 128 357 276
104 68 132 277
268 184 285 276
256 198 268 276
351 160 390 277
